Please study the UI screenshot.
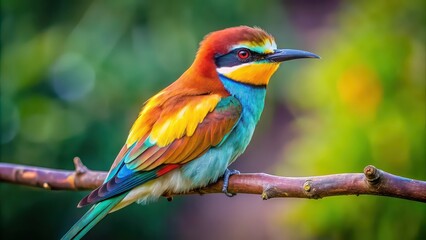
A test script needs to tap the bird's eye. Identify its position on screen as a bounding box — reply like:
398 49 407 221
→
237 49 250 60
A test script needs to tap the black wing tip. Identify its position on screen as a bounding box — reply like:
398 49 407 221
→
77 197 90 208
77 189 101 208
76 181 118 208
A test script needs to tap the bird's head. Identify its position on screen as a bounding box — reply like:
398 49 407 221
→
192 26 319 86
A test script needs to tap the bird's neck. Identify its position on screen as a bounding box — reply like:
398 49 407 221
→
218 74 266 123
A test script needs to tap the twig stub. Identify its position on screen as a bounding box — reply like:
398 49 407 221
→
73 157 89 175
364 165 381 183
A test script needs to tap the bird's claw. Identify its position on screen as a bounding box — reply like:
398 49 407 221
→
222 168 240 197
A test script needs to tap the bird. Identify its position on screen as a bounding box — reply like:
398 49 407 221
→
62 26 319 239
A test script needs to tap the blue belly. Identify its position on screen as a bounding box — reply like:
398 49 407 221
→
181 75 266 187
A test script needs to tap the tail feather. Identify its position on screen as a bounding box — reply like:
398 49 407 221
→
61 195 125 240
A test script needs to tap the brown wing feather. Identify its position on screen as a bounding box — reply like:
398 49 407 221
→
130 95 242 171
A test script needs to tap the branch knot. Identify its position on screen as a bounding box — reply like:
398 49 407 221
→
262 185 282 200
364 165 381 185
73 157 89 175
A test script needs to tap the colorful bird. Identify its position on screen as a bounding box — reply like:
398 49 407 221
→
62 26 319 239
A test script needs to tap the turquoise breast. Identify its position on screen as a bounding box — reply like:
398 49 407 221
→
181 75 266 187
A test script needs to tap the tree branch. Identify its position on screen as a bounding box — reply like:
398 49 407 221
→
1 157 425 202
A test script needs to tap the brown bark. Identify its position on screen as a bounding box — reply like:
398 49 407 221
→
1 157 425 202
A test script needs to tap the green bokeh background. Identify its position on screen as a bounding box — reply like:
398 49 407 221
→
1 0 424 239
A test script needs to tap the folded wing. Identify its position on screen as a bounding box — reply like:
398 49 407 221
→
78 94 242 207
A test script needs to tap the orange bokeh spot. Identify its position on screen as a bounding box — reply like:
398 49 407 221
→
337 65 383 120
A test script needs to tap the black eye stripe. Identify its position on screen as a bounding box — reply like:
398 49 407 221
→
215 48 267 68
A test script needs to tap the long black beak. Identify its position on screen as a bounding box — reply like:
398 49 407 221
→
266 49 320 62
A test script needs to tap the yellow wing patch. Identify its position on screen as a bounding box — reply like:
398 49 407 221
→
126 93 222 148
126 93 163 146
151 94 221 146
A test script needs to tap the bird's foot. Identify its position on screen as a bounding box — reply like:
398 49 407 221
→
222 168 240 197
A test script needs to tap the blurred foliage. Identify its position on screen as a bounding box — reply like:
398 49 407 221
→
1 0 425 239
275 0 425 239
